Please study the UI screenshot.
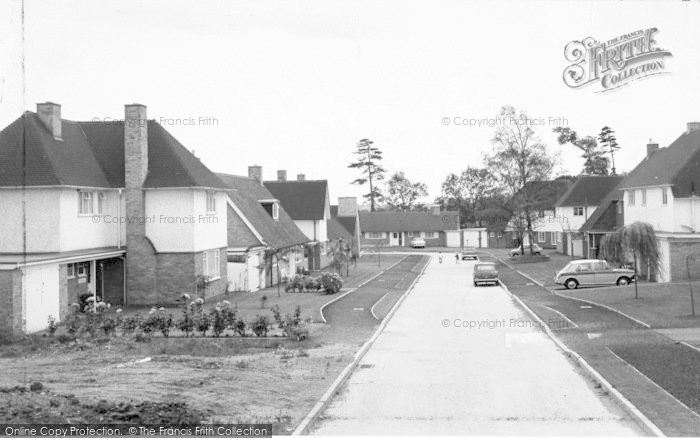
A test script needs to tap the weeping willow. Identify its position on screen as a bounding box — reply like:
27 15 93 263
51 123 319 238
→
600 222 661 299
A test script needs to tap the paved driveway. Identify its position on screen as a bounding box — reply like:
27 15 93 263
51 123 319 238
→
311 255 643 435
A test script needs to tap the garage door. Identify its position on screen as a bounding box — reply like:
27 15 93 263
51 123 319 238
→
23 265 60 333
572 239 584 258
446 231 461 248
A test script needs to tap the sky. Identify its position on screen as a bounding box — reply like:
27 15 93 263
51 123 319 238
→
0 0 699 205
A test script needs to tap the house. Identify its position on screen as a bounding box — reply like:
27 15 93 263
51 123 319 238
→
0 103 229 333
216 171 309 292
618 125 700 282
501 179 574 249
264 171 331 270
328 197 361 257
579 182 624 259
359 207 460 247
554 175 624 257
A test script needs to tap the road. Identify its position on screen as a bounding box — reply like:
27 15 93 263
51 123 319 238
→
311 255 644 435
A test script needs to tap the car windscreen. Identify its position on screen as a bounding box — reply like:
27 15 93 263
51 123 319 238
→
475 264 495 271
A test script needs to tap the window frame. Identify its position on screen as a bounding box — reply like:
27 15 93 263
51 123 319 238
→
423 231 438 239
365 232 384 239
537 232 545 242
67 263 75 279
97 192 105 214
79 191 94 215
203 249 221 279
573 206 584 216
662 188 668 205
641 189 647 206
628 190 635 206
206 191 217 213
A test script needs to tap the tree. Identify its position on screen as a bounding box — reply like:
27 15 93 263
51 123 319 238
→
329 239 352 277
553 126 609 175
349 139 386 211
598 126 620 175
600 222 661 299
438 167 499 227
485 105 557 254
384 171 428 211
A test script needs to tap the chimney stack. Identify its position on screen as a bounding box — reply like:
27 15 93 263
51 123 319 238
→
687 122 700 134
297 174 306 181
36 102 62 139
277 170 287 182
337 197 358 217
647 141 659 158
430 204 441 215
248 165 263 184
125 104 148 188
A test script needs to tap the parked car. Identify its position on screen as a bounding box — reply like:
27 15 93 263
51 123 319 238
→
554 259 635 289
410 237 426 248
510 243 543 257
473 262 499 286
460 251 479 261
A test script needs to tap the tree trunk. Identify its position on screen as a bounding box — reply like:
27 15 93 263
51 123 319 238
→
633 251 639 299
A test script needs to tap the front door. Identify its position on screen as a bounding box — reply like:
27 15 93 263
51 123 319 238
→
390 232 400 246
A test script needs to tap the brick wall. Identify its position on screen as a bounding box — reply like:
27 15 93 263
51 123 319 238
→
58 265 68 321
668 240 700 281
0 270 14 334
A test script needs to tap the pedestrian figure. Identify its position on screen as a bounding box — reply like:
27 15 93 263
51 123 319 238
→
438 252 443 264
455 252 459 263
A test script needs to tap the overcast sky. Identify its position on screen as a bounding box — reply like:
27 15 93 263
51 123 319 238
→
0 0 698 204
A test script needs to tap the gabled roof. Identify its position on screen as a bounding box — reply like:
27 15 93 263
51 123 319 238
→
328 205 357 241
0 112 227 189
555 175 624 207
579 182 623 233
359 211 460 232
264 180 328 220
216 173 309 250
618 129 700 197
508 179 573 212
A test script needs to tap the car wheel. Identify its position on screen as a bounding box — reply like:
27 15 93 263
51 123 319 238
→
565 278 578 289
617 277 629 286
512 253 519 257
473 282 478 287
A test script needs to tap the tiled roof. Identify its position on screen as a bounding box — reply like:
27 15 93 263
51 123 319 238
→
0 112 227 189
359 211 460 232
508 179 574 211
555 175 624 207
217 173 309 250
579 183 623 233
618 129 700 197
328 205 357 241
264 180 328 220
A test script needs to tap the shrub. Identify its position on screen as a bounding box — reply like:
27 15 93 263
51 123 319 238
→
271 305 283 328
141 308 173 337
234 319 247 337
175 294 195 337
47 315 58 337
120 313 142 336
100 316 118 336
251 315 270 337
191 298 210 336
209 301 236 337
319 272 343 294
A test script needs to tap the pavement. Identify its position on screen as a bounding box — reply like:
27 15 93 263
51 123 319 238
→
311 255 643 435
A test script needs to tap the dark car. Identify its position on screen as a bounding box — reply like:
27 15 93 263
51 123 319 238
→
473 262 499 286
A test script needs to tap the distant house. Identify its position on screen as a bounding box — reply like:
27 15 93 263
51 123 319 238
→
554 175 624 257
0 103 229 333
328 197 361 257
264 170 331 270
618 126 700 282
579 182 624 259
359 207 460 247
501 179 574 249
216 172 309 292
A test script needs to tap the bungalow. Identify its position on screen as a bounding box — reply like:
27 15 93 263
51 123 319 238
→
0 103 228 333
264 171 332 270
359 207 460 248
554 175 623 257
619 125 700 282
328 197 361 257
216 171 309 292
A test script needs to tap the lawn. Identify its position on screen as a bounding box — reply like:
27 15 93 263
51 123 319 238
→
559 282 700 328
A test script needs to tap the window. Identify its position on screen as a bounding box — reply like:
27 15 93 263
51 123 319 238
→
67 264 75 278
206 192 216 213
628 190 635 206
489 232 495 238
550 232 557 243
203 249 220 278
261 201 279 220
662 188 668 205
573 206 584 216
556 232 562 243
641 189 647 206
77 262 87 277
97 192 105 214
407 232 414 237
423 232 437 239
537 232 545 242
366 232 384 239
79 191 94 215
576 263 593 272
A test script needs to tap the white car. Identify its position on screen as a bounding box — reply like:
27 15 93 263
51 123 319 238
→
510 243 543 256
410 237 426 248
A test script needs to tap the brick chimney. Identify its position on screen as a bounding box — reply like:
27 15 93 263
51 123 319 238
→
297 174 305 181
248 165 262 184
430 204 441 215
647 141 659 158
337 197 358 217
687 122 700 134
277 170 287 182
124 103 156 304
36 102 62 139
